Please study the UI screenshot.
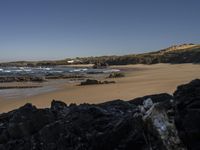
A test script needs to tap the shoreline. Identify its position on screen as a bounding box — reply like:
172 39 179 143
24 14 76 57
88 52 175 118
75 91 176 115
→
0 63 200 113
0 85 42 89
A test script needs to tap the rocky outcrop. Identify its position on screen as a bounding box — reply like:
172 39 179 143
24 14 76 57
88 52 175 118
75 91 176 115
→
0 76 46 83
79 79 115 86
108 72 125 78
174 79 200 150
92 62 109 69
0 74 86 83
142 99 185 150
0 85 42 89
45 74 86 80
0 79 199 150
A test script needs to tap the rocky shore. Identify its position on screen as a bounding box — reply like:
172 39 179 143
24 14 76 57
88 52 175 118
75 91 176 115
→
0 85 42 89
0 74 87 83
0 76 46 83
0 79 199 150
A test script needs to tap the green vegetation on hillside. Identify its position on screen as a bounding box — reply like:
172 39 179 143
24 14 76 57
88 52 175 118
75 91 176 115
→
1 44 200 67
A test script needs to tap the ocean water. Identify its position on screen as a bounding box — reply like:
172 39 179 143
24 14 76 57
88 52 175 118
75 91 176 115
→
0 66 120 76
0 66 120 99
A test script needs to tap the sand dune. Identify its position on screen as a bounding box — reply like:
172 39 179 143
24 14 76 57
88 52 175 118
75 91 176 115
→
0 63 200 113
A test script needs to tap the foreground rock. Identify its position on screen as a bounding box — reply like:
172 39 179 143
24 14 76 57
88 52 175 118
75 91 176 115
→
0 79 199 150
174 79 200 150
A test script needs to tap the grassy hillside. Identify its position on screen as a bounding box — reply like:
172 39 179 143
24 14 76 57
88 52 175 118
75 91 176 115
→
1 44 200 66
79 44 200 65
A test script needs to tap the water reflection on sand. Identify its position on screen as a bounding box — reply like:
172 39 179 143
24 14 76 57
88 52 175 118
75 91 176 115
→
0 79 82 100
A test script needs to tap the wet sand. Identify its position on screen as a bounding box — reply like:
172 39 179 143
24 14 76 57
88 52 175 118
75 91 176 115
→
0 63 200 113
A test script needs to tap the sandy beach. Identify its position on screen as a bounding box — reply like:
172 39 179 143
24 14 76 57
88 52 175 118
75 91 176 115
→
0 63 200 113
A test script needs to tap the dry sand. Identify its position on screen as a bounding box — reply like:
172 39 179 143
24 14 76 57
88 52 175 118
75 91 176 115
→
0 63 200 113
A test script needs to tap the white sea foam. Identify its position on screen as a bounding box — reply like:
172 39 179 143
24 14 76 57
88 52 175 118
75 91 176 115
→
82 68 88 71
24 69 32 72
50 71 63 73
103 69 120 73
44 68 52 71
70 68 88 72
73 69 81 72
14 70 23 72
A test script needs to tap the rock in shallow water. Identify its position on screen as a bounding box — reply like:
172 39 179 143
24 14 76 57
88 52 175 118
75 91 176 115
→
0 79 199 150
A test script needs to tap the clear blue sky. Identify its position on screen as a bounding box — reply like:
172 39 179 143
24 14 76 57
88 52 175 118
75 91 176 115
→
0 0 199 61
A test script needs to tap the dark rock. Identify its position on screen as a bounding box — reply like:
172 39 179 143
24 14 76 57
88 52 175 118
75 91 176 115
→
98 99 138 115
108 72 125 78
129 93 173 106
0 76 46 83
80 79 100 85
30 76 46 82
0 144 6 150
51 100 67 111
0 100 147 150
93 62 108 69
174 79 200 150
51 100 70 119
45 74 86 80
5 104 55 141
143 101 185 150
80 79 115 86
102 80 116 84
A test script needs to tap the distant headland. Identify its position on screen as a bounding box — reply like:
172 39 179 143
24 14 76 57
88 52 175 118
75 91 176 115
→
1 43 200 67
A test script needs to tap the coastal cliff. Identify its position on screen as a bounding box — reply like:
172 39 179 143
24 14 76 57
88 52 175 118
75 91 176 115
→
0 79 200 150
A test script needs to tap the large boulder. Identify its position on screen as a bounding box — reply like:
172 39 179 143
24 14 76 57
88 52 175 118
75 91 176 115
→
174 79 200 150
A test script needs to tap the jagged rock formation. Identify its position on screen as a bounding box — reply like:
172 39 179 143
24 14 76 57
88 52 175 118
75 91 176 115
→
0 79 200 150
